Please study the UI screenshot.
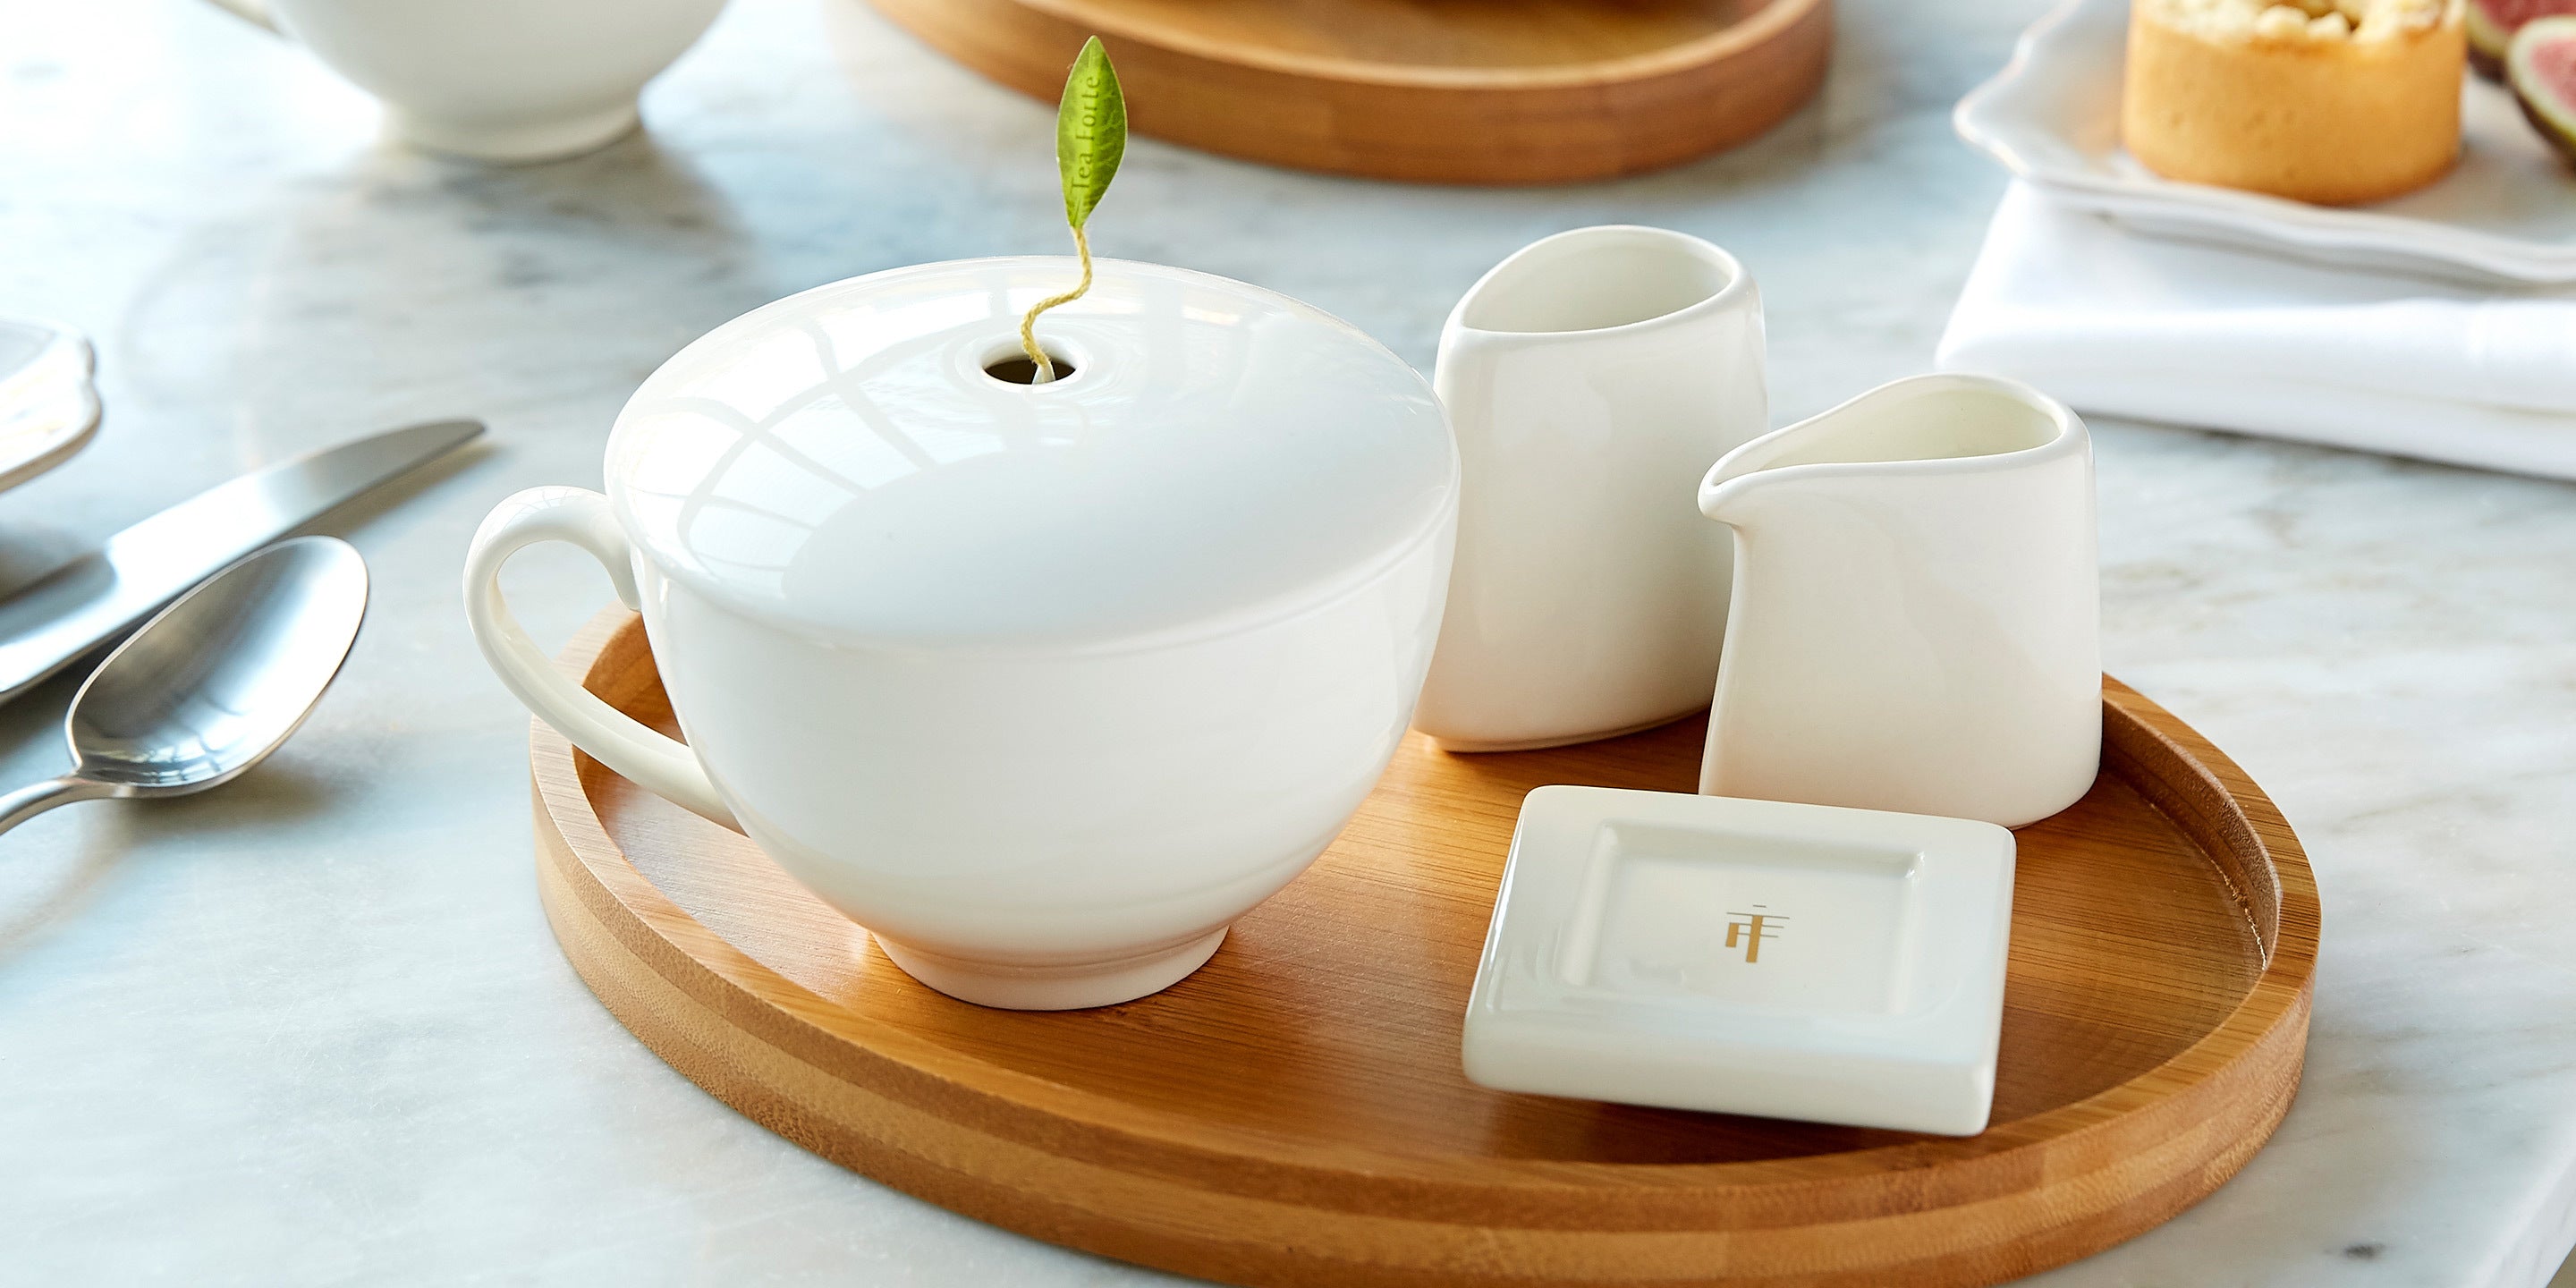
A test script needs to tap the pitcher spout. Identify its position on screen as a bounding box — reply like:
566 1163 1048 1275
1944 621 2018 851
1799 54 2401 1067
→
1697 444 1799 529
1699 371 2082 528
1696 405 1841 530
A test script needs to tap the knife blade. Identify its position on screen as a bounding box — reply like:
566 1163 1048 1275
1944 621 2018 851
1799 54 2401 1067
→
0 418 483 703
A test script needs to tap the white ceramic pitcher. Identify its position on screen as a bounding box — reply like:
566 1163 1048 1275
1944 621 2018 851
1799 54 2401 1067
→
1412 226 1767 750
1696 374 2100 828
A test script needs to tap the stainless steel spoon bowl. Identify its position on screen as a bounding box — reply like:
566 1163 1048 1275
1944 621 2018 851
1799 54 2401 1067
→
0 536 368 834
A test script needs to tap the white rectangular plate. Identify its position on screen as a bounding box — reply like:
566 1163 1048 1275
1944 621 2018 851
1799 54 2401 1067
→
1461 786 2016 1137
1953 0 2576 284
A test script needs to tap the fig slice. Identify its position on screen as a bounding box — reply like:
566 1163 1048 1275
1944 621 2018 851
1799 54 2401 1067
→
2510 15 2576 164
2472 0 2576 79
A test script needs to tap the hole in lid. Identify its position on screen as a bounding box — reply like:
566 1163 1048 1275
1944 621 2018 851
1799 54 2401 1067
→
984 352 1079 386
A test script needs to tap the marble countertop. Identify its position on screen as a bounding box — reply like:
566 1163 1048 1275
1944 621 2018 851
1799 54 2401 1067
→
4 0 2573 1283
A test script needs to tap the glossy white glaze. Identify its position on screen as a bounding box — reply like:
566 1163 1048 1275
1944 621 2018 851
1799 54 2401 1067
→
465 258 1458 1009
608 258 1458 648
200 0 727 161
1698 373 2101 828
1412 226 1767 751
21 0 2576 1278
1462 785 2015 1135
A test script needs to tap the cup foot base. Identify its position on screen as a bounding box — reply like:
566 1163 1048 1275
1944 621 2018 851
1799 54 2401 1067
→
391 101 641 164
1428 708 1706 754
873 928 1228 1011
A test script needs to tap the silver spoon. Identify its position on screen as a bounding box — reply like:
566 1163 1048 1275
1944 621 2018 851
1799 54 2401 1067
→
0 535 368 835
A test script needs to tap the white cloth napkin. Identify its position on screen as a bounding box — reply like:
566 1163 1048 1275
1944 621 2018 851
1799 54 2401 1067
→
1936 182 2576 480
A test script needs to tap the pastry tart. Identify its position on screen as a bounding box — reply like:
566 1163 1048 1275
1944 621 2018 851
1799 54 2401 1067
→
2124 0 2468 204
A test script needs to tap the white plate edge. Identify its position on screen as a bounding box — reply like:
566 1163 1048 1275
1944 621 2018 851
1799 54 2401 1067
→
1951 0 2576 285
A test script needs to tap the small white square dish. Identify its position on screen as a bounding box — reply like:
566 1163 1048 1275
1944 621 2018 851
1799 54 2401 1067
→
1953 0 2576 284
1461 786 2015 1136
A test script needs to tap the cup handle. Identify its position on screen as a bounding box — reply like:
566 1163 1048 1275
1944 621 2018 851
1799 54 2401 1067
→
463 487 736 828
199 0 282 34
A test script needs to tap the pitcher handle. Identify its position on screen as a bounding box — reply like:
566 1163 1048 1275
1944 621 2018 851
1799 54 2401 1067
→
463 487 735 828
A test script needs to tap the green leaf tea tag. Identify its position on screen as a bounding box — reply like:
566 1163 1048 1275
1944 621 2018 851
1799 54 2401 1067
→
1020 36 1126 382
1057 36 1126 231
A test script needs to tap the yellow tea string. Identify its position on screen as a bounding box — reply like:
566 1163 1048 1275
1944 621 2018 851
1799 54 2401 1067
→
1018 224 1091 384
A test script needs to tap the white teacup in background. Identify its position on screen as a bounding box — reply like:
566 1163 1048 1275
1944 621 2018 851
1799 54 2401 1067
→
465 258 1459 1010
200 0 729 162
1412 225 1767 751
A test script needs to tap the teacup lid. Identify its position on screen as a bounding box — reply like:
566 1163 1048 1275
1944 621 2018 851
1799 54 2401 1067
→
607 258 1455 650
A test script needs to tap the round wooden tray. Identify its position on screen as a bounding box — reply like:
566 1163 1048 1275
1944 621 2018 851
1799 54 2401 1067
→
533 608 2317 1288
866 0 1835 184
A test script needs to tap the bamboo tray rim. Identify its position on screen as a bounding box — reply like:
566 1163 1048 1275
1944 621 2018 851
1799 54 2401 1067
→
1011 0 1831 89
532 610 2320 1197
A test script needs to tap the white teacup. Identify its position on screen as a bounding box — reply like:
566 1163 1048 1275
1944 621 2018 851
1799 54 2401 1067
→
201 0 728 162
464 258 1459 1009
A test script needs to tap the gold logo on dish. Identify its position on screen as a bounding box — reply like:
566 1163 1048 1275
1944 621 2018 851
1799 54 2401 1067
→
1724 906 1784 963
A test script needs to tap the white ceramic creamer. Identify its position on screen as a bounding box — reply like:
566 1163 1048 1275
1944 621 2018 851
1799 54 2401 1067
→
464 258 1459 1009
1696 374 2099 828
1412 225 1767 750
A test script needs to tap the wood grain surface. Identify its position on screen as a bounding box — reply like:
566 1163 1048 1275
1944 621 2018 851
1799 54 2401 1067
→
864 0 1835 184
532 608 2317 1287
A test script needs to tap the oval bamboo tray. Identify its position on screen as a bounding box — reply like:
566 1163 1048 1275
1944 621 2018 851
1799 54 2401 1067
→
532 607 2317 1287
865 0 1835 184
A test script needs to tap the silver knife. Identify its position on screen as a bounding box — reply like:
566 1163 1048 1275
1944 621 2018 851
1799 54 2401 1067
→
0 418 483 703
